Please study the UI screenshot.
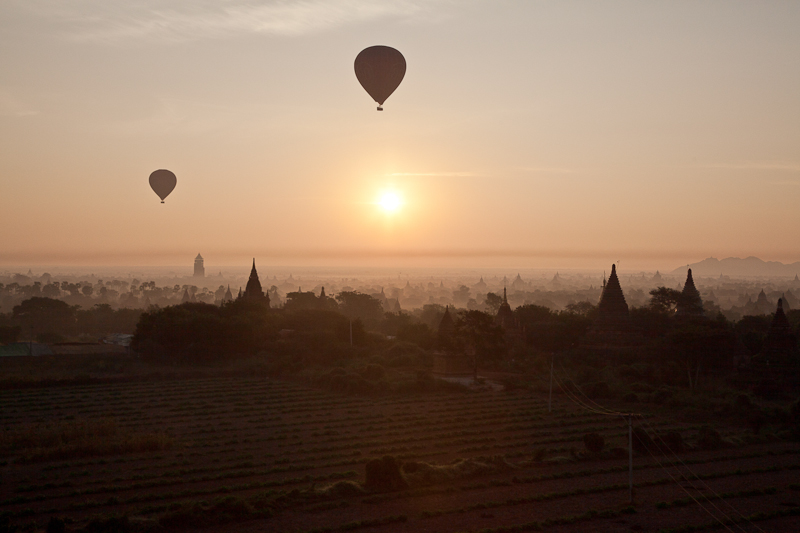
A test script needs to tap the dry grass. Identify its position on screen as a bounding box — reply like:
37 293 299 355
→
401 455 517 487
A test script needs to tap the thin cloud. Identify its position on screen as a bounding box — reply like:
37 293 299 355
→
514 167 576 174
24 0 431 43
700 162 800 172
388 172 476 177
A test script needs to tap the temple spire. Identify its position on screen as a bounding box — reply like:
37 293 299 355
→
597 264 628 316
676 268 703 316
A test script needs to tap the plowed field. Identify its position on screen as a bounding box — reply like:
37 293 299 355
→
2 377 798 532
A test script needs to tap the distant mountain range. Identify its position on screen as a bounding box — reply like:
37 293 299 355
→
671 257 800 278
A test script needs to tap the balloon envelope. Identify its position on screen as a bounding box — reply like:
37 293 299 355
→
149 169 177 203
354 46 406 109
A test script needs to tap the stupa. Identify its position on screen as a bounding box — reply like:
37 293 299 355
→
676 268 703 317
584 264 637 348
240 259 270 306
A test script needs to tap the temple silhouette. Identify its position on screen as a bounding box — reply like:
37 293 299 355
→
238 259 270 307
193 254 205 278
584 264 637 348
676 268 704 317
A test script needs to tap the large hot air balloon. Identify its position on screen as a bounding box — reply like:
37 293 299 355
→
149 169 177 204
354 46 406 111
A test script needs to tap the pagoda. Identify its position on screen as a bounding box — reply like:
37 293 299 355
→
597 264 629 318
193 254 205 278
676 268 703 317
240 259 270 306
495 288 519 330
584 264 637 348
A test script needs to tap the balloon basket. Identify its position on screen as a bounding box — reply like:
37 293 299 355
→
161 201 165 204
377 106 383 111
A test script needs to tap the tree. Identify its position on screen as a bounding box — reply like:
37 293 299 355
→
452 285 471 306
12 297 77 339
335 291 384 329
666 318 736 391
285 291 324 311
649 287 682 314
454 310 505 380
564 301 596 317
417 304 446 331
484 292 503 314
132 301 277 361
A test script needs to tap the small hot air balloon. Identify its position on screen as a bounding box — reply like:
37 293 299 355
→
149 169 177 204
354 46 406 111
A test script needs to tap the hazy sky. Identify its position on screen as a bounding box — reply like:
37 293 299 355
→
1 1 798 270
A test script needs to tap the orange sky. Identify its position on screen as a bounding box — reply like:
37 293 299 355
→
1 1 799 271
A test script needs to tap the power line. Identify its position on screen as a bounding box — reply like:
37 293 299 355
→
548 363 754 528
638 417 766 533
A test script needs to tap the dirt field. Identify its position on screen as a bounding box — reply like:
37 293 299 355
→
2 375 799 532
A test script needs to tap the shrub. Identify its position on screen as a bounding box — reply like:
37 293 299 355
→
622 392 638 403
651 389 673 405
735 394 753 409
361 364 386 381
364 456 409 492
697 427 724 450
583 433 605 454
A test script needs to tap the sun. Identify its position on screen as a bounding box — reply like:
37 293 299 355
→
377 191 403 213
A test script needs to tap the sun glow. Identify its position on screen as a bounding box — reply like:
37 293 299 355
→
377 191 403 213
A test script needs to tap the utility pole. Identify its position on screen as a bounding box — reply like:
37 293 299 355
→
628 414 634 504
548 355 554 413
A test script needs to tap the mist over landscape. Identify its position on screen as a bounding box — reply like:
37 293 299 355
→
2 2 800 533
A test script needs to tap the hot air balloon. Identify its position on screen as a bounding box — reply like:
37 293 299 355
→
149 169 177 204
354 46 406 111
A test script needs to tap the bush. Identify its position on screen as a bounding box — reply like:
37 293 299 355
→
364 456 409 492
697 427 724 450
622 392 638 403
361 364 386 381
735 394 753 409
651 389 673 405
583 432 605 454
